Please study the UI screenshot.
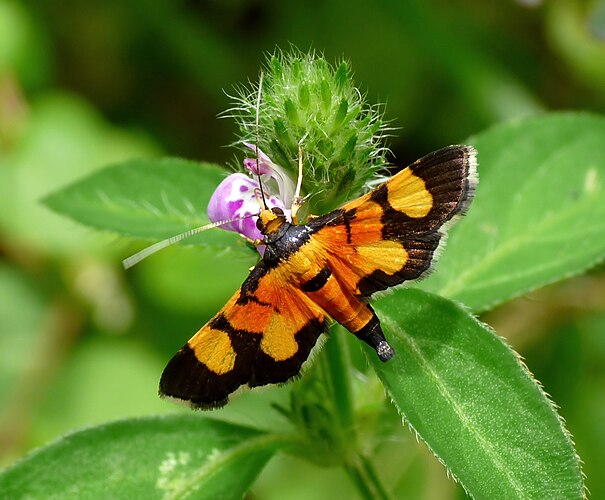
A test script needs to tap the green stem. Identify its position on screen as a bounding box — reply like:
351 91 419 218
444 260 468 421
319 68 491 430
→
344 454 393 500
359 454 393 500
323 326 355 430
344 462 375 500
322 334 393 499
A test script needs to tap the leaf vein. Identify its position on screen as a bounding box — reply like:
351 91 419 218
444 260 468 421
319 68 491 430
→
384 316 526 495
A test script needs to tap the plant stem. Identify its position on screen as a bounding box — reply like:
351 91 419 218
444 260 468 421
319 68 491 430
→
344 454 393 500
324 326 355 430
360 453 393 500
324 332 393 499
344 462 375 500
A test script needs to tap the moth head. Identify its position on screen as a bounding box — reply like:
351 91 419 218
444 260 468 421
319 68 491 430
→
256 206 287 236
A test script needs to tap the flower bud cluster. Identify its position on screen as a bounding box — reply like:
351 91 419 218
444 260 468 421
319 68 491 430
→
210 51 389 245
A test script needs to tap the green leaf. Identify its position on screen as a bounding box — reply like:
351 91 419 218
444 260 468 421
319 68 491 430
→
31 337 169 444
0 415 291 499
44 158 242 249
370 288 583 498
0 93 158 256
420 112 605 312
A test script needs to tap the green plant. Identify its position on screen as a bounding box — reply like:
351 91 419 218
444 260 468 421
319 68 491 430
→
2 51 602 499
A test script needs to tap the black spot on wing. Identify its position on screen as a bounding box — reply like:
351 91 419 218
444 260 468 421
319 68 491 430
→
301 266 332 292
343 209 356 244
307 208 347 230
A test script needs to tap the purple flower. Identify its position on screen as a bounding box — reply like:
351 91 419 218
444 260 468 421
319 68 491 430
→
207 145 294 245
243 143 295 207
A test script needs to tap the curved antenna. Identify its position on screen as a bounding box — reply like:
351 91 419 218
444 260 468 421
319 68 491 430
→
291 135 308 223
254 72 268 210
122 214 256 270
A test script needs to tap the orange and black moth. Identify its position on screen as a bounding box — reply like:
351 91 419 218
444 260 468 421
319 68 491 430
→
160 145 478 409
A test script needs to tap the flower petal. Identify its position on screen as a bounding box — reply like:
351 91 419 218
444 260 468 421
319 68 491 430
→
207 173 288 242
242 143 296 206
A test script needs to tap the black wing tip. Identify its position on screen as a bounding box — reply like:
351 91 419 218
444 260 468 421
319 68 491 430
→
158 391 229 411
159 344 232 411
426 144 476 161
410 144 478 200
454 145 478 216
415 144 478 218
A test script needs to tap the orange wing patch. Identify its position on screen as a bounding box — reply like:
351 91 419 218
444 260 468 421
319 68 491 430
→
159 145 477 409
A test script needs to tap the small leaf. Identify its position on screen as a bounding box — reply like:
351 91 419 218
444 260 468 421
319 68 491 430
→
371 288 583 499
0 93 158 255
44 158 242 249
420 112 605 312
0 415 291 499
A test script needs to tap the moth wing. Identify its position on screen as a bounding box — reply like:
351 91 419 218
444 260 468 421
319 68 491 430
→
159 267 327 409
310 145 477 297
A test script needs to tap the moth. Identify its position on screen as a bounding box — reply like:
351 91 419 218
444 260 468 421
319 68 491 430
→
158 145 477 409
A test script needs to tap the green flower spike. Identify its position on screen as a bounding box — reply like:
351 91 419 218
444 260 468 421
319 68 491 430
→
227 51 390 215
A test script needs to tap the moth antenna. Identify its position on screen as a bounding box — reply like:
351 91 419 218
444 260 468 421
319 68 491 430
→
254 72 268 210
291 135 308 223
122 214 256 270
295 145 304 202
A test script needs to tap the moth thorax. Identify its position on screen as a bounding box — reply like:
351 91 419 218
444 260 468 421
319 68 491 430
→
256 207 287 236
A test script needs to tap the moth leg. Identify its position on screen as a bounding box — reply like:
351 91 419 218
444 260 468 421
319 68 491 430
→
351 312 395 362
238 233 264 247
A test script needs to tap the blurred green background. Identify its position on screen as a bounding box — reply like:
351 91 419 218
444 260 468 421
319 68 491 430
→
1 0 604 498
